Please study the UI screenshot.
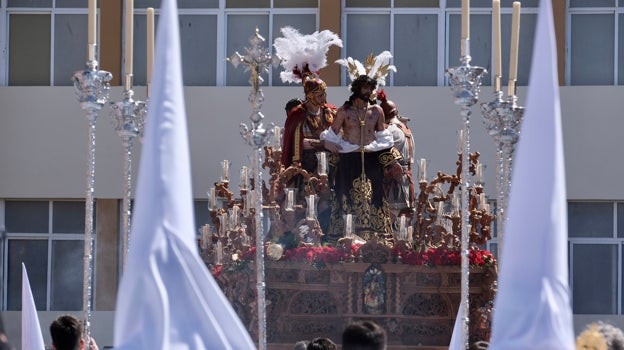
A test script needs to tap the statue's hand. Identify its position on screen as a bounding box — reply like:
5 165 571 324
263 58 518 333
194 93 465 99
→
323 140 341 153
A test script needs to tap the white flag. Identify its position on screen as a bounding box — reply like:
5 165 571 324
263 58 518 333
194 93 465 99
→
448 303 463 349
489 0 575 349
22 263 45 350
113 0 255 348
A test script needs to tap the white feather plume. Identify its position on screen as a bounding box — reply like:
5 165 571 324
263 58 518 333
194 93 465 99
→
336 50 397 88
273 26 343 84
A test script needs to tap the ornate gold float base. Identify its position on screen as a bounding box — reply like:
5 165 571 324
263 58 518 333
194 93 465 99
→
216 261 497 349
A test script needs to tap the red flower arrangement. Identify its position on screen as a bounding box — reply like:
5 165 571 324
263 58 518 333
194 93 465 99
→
232 243 494 268
395 246 495 267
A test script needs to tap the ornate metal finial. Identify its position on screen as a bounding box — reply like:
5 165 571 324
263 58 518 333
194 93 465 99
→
228 28 280 130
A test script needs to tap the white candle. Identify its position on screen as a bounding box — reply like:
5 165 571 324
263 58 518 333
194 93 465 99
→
221 160 230 182
286 189 294 211
453 194 460 215
125 0 134 77
479 193 486 209
419 158 427 182
147 7 154 91
437 201 444 217
493 0 501 80
509 2 521 87
88 0 96 60
306 195 316 219
216 240 223 265
399 215 407 240
232 206 239 227
219 213 227 234
345 214 353 237
476 162 483 184
407 226 413 243
201 225 210 250
274 126 281 150
209 187 216 210
319 152 327 176
461 0 470 56
458 129 464 153
245 191 252 216
240 166 248 189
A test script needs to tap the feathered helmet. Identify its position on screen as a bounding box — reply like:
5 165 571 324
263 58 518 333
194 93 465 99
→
273 27 343 98
335 51 397 100
377 89 398 119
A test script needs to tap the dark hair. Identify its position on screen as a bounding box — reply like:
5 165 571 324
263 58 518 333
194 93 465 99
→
351 75 377 94
50 315 83 350
345 75 377 107
342 320 386 350
285 98 303 115
307 337 337 350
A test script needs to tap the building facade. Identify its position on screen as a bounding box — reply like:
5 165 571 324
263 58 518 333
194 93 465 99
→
1 0 624 347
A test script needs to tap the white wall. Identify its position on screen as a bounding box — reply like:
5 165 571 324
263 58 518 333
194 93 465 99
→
1 85 622 200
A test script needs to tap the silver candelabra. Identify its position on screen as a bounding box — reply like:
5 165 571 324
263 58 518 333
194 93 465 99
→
109 74 147 269
445 41 486 350
480 77 524 261
71 43 112 344
228 28 279 350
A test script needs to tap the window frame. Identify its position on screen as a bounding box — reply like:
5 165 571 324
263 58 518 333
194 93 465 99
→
1 199 89 311
566 1 624 85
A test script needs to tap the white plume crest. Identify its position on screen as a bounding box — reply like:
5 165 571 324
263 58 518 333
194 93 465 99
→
336 50 397 88
274 26 343 84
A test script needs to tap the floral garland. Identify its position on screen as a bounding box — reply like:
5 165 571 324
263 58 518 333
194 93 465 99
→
213 244 496 273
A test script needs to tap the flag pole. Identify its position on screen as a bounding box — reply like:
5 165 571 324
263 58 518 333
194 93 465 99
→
228 28 279 350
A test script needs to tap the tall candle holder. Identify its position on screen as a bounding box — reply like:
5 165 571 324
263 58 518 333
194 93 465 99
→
71 44 112 343
445 44 486 350
480 78 524 260
227 28 279 350
109 74 147 269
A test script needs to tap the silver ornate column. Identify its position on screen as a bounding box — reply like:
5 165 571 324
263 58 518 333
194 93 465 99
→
71 43 112 342
109 74 147 269
481 78 524 260
445 41 486 349
228 28 279 350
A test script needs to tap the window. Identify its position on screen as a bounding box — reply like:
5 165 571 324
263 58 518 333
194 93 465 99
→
132 1 318 86
342 1 537 87
569 201 624 314
5 0 90 86
2 200 89 311
567 1 624 85
1 1 318 86
225 6 317 86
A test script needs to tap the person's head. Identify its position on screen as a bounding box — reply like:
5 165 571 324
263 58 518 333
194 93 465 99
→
293 340 310 350
576 321 624 350
303 75 327 108
307 337 337 350
377 90 398 120
285 98 303 116
50 315 83 350
342 320 387 350
350 75 377 103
